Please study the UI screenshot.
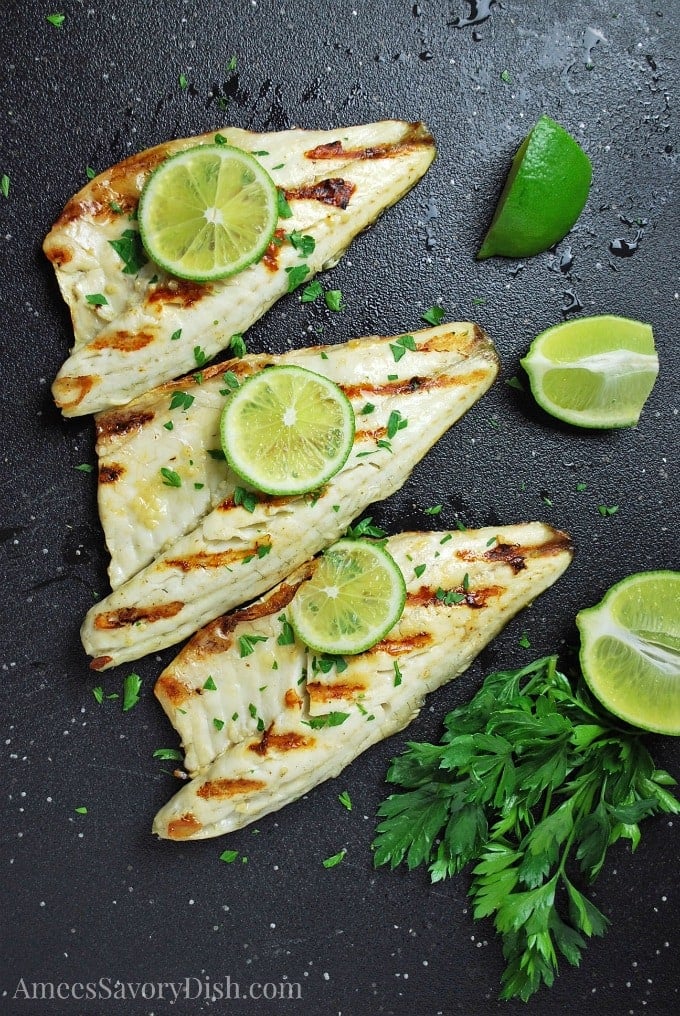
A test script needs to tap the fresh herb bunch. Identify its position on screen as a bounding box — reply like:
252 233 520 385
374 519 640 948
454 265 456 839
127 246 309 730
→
373 656 679 1001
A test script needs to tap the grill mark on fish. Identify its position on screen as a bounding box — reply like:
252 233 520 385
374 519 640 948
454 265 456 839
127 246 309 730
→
146 280 210 309
197 777 267 800
406 584 505 609
304 123 435 160
285 178 355 209
307 681 367 703
167 813 203 839
177 578 307 661
99 463 125 484
93 600 184 630
377 631 433 654
284 688 303 709
91 329 156 353
155 673 192 708
163 546 266 572
96 407 155 440
339 368 491 401
249 724 316 757
46 244 73 267
485 542 526 573
262 228 286 272
52 374 97 411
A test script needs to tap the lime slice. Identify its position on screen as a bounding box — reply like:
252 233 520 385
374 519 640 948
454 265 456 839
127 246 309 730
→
289 539 407 655
138 144 278 281
521 315 658 428
477 115 592 259
220 365 355 496
576 571 680 735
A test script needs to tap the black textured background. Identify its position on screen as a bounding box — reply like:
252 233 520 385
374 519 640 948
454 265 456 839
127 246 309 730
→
1 2 678 1014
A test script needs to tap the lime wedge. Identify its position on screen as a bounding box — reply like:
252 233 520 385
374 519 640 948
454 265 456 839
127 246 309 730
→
138 144 278 281
577 571 680 735
521 315 658 428
220 365 355 496
478 115 591 259
289 539 407 655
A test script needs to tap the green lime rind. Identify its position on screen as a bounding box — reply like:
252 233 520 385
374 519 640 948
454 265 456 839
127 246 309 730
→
576 570 680 736
220 365 355 497
289 539 407 656
138 144 278 282
478 115 592 260
521 315 659 429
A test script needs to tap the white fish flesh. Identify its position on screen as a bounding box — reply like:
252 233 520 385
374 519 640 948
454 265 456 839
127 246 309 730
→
82 322 499 669
152 523 573 840
45 120 436 416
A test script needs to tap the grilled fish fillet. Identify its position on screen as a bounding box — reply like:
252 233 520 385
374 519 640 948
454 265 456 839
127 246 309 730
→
96 321 496 590
152 523 573 840
82 322 499 669
45 120 436 416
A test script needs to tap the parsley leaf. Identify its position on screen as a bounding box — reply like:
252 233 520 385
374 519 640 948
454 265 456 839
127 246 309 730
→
1 174 10 199
160 467 182 488
85 293 108 306
238 634 268 658
285 264 310 292
277 189 293 219
338 790 352 811
322 848 346 868
288 231 315 257
301 280 323 303
234 486 258 513
345 517 387 539
389 333 417 362
228 333 247 358
373 656 680 1002
153 748 183 761
122 673 142 712
108 229 147 274
324 289 344 312
46 13 65 28
421 305 445 326
169 390 194 411
303 712 350 730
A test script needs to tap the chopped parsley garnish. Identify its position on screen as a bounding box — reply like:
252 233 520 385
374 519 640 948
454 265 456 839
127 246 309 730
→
598 504 619 517
214 133 228 146
170 328 182 341
228 333 247 358
338 790 352 811
288 231 315 257
160 467 182 488
122 672 142 712
486 535 497 546
576 481 587 492
312 654 348 675
376 439 393 453
213 718 225 731
74 806 88 815
108 229 147 274
302 712 350 730
286 264 310 292
203 676 217 691
239 634 268 658
505 375 524 391
301 280 323 303
360 402 375 415
435 587 465 605
46 13 66 28
74 463 93 473
276 189 293 219
421 305 445 326
234 486 258 513
1 174 10 198
169 390 195 411
85 293 108 306
152 748 183 761
193 345 208 368
373 656 680 1002
178 72 188 90
440 533 453 544
393 660 403 687
500 68 512 83
92 686 104 704
518 633 531 649
226 55 238 71
207 448 226 460
322 848 346 869
386 410 408 440
413 563 426 579
324 289 344 312
257 544 272 559
220 848 239 863
423 504 442 516
345 517 387 539
389 333 417 362
219 371 241 393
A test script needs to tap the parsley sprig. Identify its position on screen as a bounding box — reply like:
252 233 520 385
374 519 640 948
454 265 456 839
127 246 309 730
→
373 656 679 1002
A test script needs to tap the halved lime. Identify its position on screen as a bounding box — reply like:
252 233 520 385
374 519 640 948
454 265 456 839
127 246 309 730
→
220 365 355 496
477 115 592 259
521 315 658 428
138 144 278 281
577 571 680 735
289 539 407 655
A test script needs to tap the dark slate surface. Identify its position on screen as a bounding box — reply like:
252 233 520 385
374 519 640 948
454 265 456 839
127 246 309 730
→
0 1 678 1014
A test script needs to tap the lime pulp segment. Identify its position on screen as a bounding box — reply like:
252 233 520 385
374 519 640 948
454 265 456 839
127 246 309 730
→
577 571 680 735
521 315 658 428
289 539 407 655
477 114 592 259
220 365 355 496
138 144 278 281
